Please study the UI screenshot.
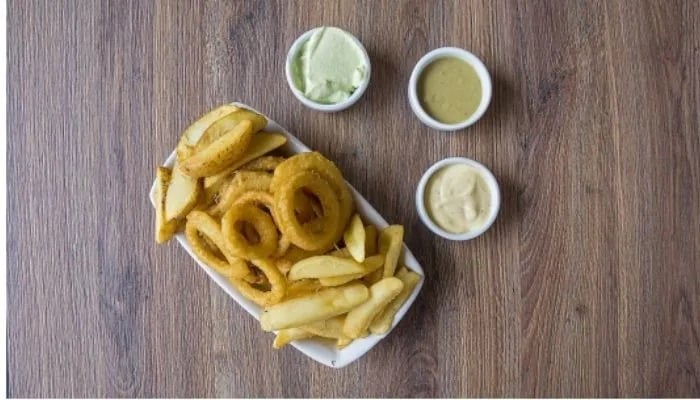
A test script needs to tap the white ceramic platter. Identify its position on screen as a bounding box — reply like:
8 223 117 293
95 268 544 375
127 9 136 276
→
149 102 424 368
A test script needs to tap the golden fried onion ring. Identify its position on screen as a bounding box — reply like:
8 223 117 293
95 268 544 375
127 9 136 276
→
208 171 272 217
231 190 291 258
229 258 286 306
185 211 250 279
273 170 341 251
222 202 279 260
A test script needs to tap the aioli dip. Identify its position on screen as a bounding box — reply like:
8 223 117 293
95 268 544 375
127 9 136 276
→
417 57 482 124
291 27 368 104
424 164 491 234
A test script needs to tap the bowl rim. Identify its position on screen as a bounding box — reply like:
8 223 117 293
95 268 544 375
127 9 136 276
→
415 157 501 240
408 47 492 131
285 26 372 112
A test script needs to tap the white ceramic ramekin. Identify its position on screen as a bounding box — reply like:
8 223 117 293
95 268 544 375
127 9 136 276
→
285 27 371 112
408 47 492 131
415 157 500 240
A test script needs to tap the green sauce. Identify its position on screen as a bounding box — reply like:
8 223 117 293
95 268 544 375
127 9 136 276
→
417 57 482 124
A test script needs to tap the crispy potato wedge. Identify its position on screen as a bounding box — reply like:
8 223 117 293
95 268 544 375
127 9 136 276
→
369 268 421 334
343 277 403 339
203 131 287 189
379 225 404 277
343 214 365 262
318 254 385 286
194 109 267 153
260 283 369 331
365 224 378 256
180 120 254 178
155 167 178 243
288 255 365 280
176 104 238 162
300 316 349 340
273 327 315 349
164 163 201 221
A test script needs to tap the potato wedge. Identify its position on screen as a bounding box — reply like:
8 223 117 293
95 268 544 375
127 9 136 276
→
318 254 385 286
176 104 238 162
164 163 201 221
343 277 403 339
369 269 421 335
288 255 365 280
180 120 254 178
203 131 287 189
273 327 315 349
365 224 378 256
154 167 177 243
194 109 267 153
343 214 365 262
300 316 349 340
260 283 369 331
379 225 404 277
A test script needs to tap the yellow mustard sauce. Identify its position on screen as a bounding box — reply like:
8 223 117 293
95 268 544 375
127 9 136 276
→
425 164 491 233
417 57 482 124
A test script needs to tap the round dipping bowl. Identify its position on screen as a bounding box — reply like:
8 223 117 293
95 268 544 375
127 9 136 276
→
408 47 492 131
285 27 371 112
415 157 500 241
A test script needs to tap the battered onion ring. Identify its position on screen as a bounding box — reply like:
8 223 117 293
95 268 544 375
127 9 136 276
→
222 202 279 260
185 211 250 279
229 258 286 306
209 171 272 217
273 170 341 251
293 190 320 223
271 152 354 236
231 190 291 258
239 155 286 172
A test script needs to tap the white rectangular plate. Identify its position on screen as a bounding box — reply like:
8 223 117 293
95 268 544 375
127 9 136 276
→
149 102 424 368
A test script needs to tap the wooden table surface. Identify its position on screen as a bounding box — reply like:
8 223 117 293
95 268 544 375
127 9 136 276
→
8 0 700 397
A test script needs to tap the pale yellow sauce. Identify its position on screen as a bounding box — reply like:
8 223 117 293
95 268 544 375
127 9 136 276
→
425 164 491 234
417 57 482 124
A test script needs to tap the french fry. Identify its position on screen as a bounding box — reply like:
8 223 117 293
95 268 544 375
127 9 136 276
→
155 167 177 243
343 278 403 339
369 268 421 334
336 337 352 349
203 131 287 189
379 225 404 277
300 316 348 340
287 255 365 280
176 104 239 162
164 163 201 221
260 284 369 331
284 279 322 300
343 214 365 262
273 327 315 349
318 255 385 286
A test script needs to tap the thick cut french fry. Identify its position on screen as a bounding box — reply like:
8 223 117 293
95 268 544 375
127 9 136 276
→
176 104 239 162
343 278 403 339
288 255 365 280
203 131 287 189
369 269 421 334
164 163 201 221
284 279 322 300
260 284 369 331
343 214 365 262
379 225 404 277
300 316 348 340
180 120 254 178
318 255 385 286
273 327 315 349
155 167 177 243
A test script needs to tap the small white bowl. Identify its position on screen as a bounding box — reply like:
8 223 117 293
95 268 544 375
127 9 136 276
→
415 157 500 240
408 47 492 131
285 27 371 112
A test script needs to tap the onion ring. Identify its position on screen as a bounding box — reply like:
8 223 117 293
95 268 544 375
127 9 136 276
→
185 211 250 279
229 258 286 306
209 171 272 217
222 202 279 260
273 170 341 251
271 152 354 237
230 190 291 258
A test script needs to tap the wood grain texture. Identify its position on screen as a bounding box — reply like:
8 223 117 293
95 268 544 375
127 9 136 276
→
7 0 700 397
